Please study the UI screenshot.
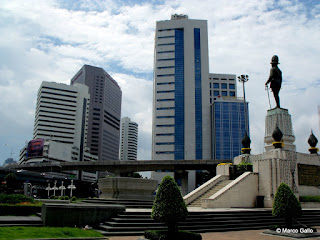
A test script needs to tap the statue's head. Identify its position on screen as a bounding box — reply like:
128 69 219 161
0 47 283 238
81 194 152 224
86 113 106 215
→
270 55 279 65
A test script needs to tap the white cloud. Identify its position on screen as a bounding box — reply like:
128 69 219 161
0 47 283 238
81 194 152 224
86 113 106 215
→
112 73 152 160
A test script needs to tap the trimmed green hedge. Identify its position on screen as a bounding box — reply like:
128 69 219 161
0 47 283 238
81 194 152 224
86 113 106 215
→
300 196 320 202
145 230 202 240
0 194 34 204
0 204 41 216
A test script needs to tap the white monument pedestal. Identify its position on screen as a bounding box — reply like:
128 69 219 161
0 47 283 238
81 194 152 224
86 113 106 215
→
264 108 296 151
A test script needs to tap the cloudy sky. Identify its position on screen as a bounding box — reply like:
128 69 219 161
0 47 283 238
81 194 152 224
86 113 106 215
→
1 0 320 165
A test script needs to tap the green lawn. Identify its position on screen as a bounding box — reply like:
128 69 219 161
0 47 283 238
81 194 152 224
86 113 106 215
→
0 226 105 239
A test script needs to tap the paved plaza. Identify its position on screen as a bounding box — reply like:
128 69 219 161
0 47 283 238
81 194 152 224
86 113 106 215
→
108 227 320 240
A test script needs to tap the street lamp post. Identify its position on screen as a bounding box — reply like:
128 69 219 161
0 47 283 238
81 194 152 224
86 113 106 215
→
237 75 249 134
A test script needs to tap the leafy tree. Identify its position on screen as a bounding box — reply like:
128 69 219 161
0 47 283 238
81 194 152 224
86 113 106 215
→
120 172 143 178
151 176 188 233
272 183 302 227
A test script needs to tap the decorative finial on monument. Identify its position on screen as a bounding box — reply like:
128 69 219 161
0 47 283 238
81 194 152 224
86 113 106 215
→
272 126 283 148
241 132 251 154
308 130 319 154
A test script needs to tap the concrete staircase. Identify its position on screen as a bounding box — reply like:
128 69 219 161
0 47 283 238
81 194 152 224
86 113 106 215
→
188 180 233 207
82 199 154 208
95 209 320 236
0 216 43 227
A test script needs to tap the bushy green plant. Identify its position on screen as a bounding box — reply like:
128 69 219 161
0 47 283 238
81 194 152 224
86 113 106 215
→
64 196 70 200
71 196 77 202
272 183 302 227
300 196 320 202
54 196 59 200
58 196 65 200
49 195 55 199
236 160 253 172
151 176 188 234
0 204 41 216
0 194 34 204
145 229 202 240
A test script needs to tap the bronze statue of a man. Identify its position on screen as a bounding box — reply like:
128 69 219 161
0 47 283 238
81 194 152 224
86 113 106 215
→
265 55 282 108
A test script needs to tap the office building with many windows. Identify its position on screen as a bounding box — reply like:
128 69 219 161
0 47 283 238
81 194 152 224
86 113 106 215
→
33 81 90 147
211 97 249 160
209 73 237 104
152 14 211 161
19 81 98 181
70 65 122 161
120 117 138 161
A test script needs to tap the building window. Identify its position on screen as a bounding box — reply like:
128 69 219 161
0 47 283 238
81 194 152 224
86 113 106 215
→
157 107 175 110
156 116 175 118
156 133 175 136
157 74 175 77
214 91 220 96
222 91 228 96
174 28 185 160
157 99 175 102
229 84 235 89
156 142 174 145
213 83 219 89
230 91 236 97
221 83 227 89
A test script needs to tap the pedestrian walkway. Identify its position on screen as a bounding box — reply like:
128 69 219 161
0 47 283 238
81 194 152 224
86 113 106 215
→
108 227 320 240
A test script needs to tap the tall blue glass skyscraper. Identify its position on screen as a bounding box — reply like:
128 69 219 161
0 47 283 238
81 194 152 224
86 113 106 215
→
152 14 211 162
211 99 249 160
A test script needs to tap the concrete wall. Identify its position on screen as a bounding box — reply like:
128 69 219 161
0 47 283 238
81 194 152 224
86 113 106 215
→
296 152 320 196
216 164 231 176
41 203 125 227
98 177 158 200
202 172 258 208
249 149 320 207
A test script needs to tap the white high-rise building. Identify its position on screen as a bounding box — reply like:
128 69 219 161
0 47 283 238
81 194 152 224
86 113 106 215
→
20 81 98 181
152 14 211 161
33 82 90 150
120 117 138 161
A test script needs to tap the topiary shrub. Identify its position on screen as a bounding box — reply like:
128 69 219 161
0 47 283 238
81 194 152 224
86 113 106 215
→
71 196 77 202
272 183 302 227
58 196 65 200
151 176 188 234
64 196 70 201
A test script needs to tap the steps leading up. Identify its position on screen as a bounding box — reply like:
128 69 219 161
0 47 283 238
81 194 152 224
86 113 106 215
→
0 216 43 227
95 209 320 236
188 180 233 207
82 198 154 208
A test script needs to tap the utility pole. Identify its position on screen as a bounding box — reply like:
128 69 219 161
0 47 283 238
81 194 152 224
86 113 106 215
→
237 75 249 134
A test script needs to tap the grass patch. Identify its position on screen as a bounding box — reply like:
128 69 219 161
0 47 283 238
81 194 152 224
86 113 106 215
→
0 226 104 239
